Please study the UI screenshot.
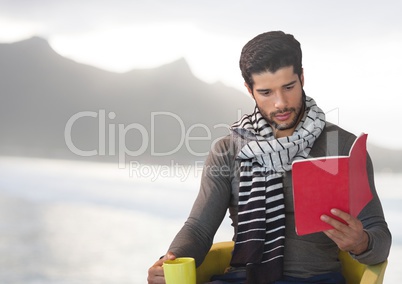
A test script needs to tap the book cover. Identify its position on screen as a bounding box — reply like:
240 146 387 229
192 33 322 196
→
291 133 372 236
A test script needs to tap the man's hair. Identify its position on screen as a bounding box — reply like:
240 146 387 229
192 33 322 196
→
239 31 302 89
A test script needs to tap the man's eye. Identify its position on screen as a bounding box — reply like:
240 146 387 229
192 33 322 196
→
285 85 295 90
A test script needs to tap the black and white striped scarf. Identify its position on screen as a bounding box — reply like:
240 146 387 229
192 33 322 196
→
230 96 325 284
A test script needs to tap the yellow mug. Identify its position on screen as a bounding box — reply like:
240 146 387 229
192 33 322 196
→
163 257 196 284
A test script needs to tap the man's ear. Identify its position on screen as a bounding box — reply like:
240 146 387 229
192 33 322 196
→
300 68 304 87
244 82 254 98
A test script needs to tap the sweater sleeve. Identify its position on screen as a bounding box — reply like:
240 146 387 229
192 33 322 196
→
168 136 234 266
352 154 392 264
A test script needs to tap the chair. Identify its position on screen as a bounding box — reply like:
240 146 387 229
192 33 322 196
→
196 241 387 284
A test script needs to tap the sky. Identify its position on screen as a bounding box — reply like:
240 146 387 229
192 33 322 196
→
1 0 402 149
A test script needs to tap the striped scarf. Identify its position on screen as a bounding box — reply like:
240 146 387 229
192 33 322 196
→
230 96 325 284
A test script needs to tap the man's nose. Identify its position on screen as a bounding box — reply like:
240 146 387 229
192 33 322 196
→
274 92 287 109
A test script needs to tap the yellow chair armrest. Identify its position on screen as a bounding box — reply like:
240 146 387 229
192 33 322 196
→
336 250 387 284
196 241 234 284
360 260 388 284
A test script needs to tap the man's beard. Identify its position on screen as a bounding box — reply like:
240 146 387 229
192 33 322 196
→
260 101 304 131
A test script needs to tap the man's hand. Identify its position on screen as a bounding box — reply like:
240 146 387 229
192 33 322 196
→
147 252 176 284
320 208 369 255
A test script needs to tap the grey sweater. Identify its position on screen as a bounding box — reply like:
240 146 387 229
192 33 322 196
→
168 122 391 278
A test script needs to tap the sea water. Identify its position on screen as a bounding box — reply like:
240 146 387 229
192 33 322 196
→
0 157 400 284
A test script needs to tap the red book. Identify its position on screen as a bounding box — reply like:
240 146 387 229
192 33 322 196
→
291 133 373 236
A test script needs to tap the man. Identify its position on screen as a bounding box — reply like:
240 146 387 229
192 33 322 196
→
147 31 391 284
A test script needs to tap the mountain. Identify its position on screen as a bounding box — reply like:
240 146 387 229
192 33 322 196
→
0 37 401 172
0 37 254 165
367 144 402 173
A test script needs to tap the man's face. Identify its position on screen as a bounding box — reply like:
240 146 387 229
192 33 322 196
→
245 66 304 138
